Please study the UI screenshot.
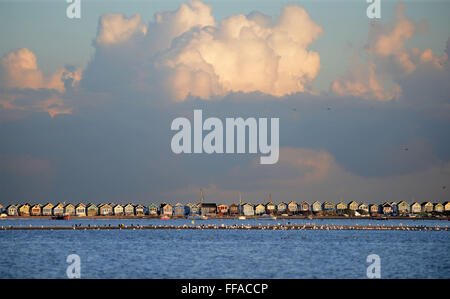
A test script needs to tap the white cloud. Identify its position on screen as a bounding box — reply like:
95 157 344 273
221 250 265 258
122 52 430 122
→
332 2 447 101
0 48 81 118
162 5 322 101
95 13 147 46
83 1 323 101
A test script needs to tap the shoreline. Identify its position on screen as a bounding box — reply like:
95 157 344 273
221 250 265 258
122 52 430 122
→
1 223 447 231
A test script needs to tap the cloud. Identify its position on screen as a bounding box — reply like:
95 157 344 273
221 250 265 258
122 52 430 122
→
0 48 81 119
332 2 448 101
0 48 81 92
95 13 147 46
332 60 402 101
82 1 322 101
145 0 216 55
163 5 322 101
0 48 44 90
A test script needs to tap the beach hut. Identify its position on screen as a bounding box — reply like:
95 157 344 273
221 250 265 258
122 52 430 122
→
217 204 229 215
276 202 287 215
53 203 65 216
390 202 398 214
160 203 173 216
311 201 322 212
124 204 135 216
42 203 53 216
99 204 113 216
265 202 276 215
322 202 335 211
229 203 239 215
255 204 266 215
358 203 369 213
30 204 42 216
397 201 410 214
369 204 380 214
321 202 333 211
148 203 158 215
184 203 192 215
113 204 124 216
410 202 421 214
421 202 433 213
299 201 310 213
242 203 254 216
434 203 444 213
348 201 358 211
86 203 98 216
135 204 145 216
18 203 31 216
64 203 75 216
75 203 86 216
444 202 450 212
382 202 392 215
336 202 347 212
287 201 298 215
173 203 185 217
190 203 201 215
200 203 217 216
6 204 18 216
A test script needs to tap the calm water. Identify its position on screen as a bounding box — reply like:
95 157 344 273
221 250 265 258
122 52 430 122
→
0 218 449 278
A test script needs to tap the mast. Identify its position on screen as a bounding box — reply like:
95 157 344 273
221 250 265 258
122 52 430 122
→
268 194 272 214
239 192 242 215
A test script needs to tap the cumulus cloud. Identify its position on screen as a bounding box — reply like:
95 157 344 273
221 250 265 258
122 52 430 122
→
0 48 44 90
145 0 216 55
82 1 322 101
163 5 322 101
332 61 402 101
0 48 81 119
332 2 448 101
95 13 147 46
0 48 81 92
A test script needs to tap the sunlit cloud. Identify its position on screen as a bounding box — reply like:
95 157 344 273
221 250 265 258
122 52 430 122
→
332 2 448 101
0 48 81 118
83 0 322 101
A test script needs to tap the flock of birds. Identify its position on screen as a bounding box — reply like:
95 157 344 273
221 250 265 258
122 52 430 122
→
2 223 448 231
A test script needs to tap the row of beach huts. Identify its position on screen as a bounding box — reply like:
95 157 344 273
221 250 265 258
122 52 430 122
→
1 200 450 217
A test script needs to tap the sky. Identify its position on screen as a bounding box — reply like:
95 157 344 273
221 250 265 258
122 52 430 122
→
0 0 449 206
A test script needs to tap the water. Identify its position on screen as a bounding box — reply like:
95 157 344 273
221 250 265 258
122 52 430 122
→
0 218 449 278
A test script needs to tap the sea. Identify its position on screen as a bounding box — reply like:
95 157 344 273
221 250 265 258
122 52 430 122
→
0 218 449 279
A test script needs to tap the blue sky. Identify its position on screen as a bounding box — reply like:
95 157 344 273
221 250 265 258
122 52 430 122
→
0 0 449 206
